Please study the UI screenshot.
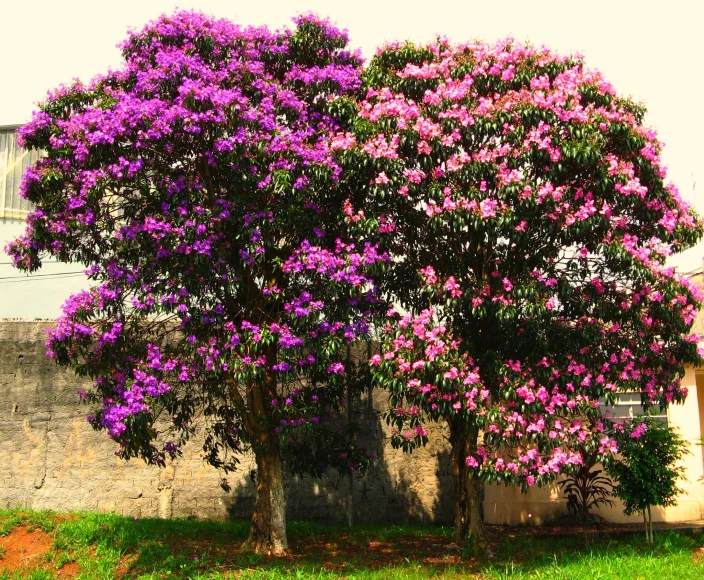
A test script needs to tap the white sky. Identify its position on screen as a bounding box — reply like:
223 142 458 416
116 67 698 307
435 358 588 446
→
2 0 703 271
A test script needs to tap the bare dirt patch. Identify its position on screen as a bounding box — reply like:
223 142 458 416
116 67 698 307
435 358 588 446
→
0 525 78 578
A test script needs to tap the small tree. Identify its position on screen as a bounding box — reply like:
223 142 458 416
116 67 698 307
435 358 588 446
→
335 37 704 547
6 11 383 555
608 418 690 544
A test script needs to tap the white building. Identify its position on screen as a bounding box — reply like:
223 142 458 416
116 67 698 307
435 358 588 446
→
0 125 86 319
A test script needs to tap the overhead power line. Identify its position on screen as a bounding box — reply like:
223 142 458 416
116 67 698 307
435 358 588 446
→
0 271 85 283
0 261 64 265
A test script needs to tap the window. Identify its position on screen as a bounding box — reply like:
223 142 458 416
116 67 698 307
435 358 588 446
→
602 391 668 426
0 125 40 220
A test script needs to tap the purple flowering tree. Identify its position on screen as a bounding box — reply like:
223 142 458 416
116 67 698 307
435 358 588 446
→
7 11 386 555
335 39 704 547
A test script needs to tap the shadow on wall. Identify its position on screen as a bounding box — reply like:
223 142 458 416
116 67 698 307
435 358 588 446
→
224 385 456 525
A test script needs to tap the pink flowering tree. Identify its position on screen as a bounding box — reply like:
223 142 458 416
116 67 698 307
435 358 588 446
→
335 39 704 546
6 11 387 555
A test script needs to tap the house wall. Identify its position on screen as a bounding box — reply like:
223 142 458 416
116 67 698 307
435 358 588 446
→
1 219 88 320
485 273 704 525
484 371 704 525
3 319 703 526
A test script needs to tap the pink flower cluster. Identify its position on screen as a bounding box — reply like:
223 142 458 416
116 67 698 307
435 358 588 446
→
357 36 703 487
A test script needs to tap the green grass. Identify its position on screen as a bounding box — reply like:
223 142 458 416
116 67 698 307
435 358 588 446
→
481 530 704 579
0 510 56 537
0 509 702 579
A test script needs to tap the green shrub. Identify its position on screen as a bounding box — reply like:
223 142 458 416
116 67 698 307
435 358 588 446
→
608 418 690 544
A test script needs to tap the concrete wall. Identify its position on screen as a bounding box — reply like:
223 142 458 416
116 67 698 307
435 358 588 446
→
0 321 456 524
2 320 703 526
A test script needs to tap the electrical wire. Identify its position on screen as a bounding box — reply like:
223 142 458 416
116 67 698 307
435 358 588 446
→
0 261 64 265
0 276 85 284
0 272 85 283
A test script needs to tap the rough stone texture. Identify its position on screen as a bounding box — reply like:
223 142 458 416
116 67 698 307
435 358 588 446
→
0 321 455 523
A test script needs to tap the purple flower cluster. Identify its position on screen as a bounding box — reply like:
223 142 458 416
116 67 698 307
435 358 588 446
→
10 10 376 470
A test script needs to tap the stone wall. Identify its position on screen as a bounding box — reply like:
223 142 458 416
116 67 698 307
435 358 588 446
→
0 321 456 524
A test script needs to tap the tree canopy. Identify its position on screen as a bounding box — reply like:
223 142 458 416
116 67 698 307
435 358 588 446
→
7 10 384 554
335 37 704 543
7 13 704 553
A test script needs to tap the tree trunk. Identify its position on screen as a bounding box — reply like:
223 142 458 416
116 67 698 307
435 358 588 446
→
449 418 486 550
647 505 653 545
237 349 289 556
243 432 289 555
346 344 354 527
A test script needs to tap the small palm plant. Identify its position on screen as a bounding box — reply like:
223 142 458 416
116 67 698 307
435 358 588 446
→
558 455 615 540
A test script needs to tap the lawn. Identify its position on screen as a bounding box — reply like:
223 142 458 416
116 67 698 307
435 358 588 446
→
0 509 702 579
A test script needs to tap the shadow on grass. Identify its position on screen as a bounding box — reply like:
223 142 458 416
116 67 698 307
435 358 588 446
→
52 515 463 578
2 510 700 579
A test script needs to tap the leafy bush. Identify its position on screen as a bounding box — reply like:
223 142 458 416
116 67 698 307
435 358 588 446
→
608 418 690 544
